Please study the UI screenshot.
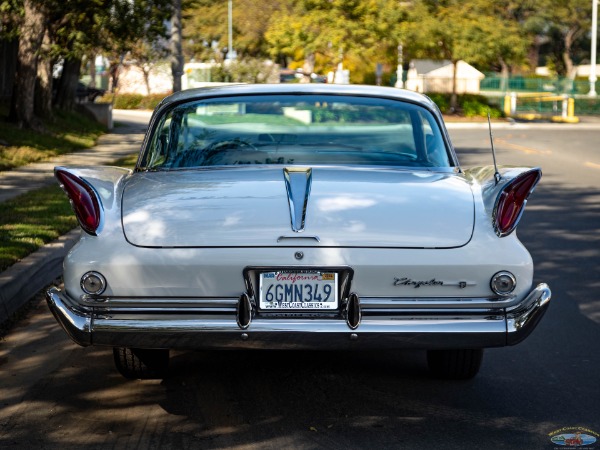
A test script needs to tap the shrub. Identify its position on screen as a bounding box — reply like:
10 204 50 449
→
427 93 503 118
426 93 450 113
113 94 144 109
111 93 169 110
138 93 169 110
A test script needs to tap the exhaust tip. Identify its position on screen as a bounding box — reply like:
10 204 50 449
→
237 293 253 329
345 292 361 330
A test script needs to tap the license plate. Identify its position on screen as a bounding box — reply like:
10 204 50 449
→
259 271 338 310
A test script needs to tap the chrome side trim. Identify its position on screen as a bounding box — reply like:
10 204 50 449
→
81 294 518 312
80 295 238 312
283 167 312 232
359 295 518 310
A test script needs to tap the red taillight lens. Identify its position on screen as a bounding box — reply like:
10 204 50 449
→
493 168 541 237
55 170 101 235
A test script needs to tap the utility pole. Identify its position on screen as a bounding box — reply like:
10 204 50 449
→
226 0 236 60
590 0 598 96
395 44 403 88
171 0 184 92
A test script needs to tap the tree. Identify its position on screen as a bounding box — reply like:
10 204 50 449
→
5 0 173 129
129 38 170 94
265 0 401 83
183 0 289 61
8 0 46 128
100 0 173 92
539 0 591 77
401 0 528 111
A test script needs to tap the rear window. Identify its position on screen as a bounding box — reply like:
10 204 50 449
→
140 94 452 170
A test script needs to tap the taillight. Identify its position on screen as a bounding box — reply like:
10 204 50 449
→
55 169 102 235
493 168 541 237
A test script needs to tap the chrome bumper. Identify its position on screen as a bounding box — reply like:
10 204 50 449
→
45 284 551 350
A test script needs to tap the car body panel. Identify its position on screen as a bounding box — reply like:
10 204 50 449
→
48 84 550 358
121 167 475 248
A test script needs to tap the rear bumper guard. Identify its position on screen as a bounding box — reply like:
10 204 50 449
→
46 283 551 350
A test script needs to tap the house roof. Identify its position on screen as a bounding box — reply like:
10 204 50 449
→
410 59 452 74
409 59 485 79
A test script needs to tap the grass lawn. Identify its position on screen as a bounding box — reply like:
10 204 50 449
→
0 184 78 271
0 101 140 271
0 154 137 272
0 105 105 171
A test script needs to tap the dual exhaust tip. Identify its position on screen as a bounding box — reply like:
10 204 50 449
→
236 292 361 330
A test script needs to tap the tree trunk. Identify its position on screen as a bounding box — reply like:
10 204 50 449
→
562 27 578 78
499 58 509 92
302 53 315 83
109 54 124 93
171 0 184 92
54 57 81 111
35 30 53 119
89 54 97 88
8 0 45 128
450 59 459 113
143 66 151 95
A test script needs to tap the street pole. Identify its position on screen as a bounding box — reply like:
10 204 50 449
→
590 0 598 96
395 44 403 88
227 0 234 60
171 0 184 92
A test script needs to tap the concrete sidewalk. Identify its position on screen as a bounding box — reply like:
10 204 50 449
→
0 115 149 326
0 121 146 203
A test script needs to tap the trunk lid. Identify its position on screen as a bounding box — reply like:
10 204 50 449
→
122 167 474 248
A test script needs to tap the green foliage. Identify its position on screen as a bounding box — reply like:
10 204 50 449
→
112 93 167 110
209 60 278 83
426 94 450 113
0 0 22 40
113 94 144 110
184 0 286 60
574 98 600 115
427 93 503 118
264 0 403 83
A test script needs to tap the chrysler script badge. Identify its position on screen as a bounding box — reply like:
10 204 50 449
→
394 277 471 289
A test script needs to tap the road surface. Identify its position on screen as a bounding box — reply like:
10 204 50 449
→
1 119 598 449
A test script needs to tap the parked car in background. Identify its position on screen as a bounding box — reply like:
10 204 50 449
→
76 82 106 102
47 84 551 380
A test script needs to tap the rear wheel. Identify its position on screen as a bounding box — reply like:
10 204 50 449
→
427 349 483 380
113 347 169 380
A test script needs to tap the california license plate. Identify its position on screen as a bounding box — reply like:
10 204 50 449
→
259 271 338 310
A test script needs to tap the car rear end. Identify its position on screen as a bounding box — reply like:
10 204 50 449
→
47 85 550 379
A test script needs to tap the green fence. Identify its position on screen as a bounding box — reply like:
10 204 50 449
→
480 76 600 115
480 76 599 96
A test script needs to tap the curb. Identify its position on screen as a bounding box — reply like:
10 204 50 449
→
0 229 80 325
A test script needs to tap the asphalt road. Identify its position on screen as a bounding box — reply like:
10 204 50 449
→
0 118 598 449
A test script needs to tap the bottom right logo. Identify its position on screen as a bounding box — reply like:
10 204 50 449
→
549 427 599 448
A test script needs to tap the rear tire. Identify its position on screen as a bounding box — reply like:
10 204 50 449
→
113 347 169 380
427 349 483 380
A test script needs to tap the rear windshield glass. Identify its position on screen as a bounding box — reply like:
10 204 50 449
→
140 94 452 170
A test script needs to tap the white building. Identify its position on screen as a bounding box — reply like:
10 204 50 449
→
405 60 485 94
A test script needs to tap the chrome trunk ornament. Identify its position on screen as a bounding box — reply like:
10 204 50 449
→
283 167 312 232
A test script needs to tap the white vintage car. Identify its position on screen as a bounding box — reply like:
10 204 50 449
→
47 84 551 380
